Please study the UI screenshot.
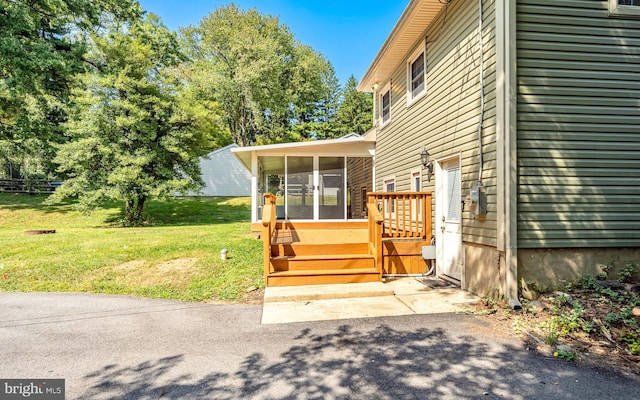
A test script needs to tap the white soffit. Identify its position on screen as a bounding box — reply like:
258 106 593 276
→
358 0 445 92
231 136 375 170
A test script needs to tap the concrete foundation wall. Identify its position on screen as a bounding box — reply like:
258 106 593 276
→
518 248 640 292
463 243 504 297
451 245 640 299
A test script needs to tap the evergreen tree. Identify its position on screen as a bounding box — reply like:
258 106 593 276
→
0 0 141 178
334 75 373 136
47 15 211 225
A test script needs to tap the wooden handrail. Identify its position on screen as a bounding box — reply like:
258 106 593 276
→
368 192 433 240
366 191 433 279
367 202 384 224
261 193 277 284
262 193 276 227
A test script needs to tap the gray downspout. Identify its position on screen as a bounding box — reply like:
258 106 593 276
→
504 0 522 311
477 0 485 185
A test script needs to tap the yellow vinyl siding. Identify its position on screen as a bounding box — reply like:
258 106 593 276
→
375 0 498 246
517 0 640 248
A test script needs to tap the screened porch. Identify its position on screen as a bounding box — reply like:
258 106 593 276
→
231 133 376 227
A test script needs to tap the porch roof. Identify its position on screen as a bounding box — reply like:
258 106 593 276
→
231 133 376 170
357 0 447 93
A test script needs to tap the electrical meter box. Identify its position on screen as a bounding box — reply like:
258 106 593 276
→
470 181 487 218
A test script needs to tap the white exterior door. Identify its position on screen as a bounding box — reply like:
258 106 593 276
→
437 158 463 281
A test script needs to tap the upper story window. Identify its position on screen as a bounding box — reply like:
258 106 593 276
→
383 176 395 212
610 0 640 17
407 43 426 105
384 177 395 192
380 83 391 127
412 170 421 192
411 169 422 220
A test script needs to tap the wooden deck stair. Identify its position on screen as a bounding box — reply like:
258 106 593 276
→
260 192 433 288
266 222 380 286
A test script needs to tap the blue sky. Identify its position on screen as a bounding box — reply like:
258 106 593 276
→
137 1 407 85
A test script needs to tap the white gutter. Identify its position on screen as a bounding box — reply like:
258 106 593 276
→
230 135 375 170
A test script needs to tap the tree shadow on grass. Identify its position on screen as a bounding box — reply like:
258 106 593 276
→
97 196 252 227
0 193 251 227
0 193 101 213
79 322 640 399
0 193 124 226
139 196 251 227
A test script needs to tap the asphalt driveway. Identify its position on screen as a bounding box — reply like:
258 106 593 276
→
0 292 638 399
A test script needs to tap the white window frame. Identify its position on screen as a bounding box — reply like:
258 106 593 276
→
610 0 640 17
406 43 427 106
382 176 396 214
411 168 422 222
384 176 395 193
361 186 368 216
411 168 422 192
379 83 392 128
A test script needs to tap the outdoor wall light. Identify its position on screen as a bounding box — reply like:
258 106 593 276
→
420 147 434 182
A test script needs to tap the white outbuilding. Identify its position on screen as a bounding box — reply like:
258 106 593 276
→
190 144 251 197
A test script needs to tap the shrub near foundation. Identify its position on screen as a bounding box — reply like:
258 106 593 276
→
470 267 640 375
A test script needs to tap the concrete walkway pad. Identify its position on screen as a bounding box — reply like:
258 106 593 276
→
263 281 394 302
262 277 481 324
262 296 415 324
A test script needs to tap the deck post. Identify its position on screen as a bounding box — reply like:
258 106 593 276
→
424 192 432 243
367 198 384 280
262 193 277 285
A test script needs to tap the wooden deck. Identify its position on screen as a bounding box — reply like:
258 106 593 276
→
266 222 378 286
260 192 433 287
273 226 368 245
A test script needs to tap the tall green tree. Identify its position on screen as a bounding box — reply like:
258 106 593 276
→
334 75 373 136
181 4 335 146
292 63 342 141
48 14 212 225
0 0 141 178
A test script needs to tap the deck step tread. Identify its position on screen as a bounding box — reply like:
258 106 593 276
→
273 228 368 245
269 268 379 277
272 242 370 257
263 282 393 302
272 254 373 261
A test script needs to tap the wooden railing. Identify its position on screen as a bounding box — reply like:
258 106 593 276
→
261 193 277 282
368 192 433 240
367 202 384 278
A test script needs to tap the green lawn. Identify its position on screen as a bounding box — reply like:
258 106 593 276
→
0 193 263 302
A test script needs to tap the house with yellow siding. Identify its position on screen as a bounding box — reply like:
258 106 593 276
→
234 0 640 307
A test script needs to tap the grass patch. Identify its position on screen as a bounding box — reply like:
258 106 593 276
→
0 193 262 302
